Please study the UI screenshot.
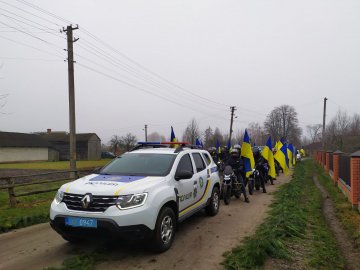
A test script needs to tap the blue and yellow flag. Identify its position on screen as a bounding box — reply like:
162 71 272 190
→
170 126 178 147
195 138 203 149
216 140 221 154
227 139 232 153
241 130 255 178
274 143 289 175
288 144 295 166
262 136 276 179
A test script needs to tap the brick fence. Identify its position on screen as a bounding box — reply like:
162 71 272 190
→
315 149 360 210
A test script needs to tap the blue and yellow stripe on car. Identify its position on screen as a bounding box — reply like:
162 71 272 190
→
179 179 211 217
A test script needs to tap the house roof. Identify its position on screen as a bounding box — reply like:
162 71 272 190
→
40 133 100 142
0 132 52 148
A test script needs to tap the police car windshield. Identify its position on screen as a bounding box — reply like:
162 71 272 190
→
100 153 176 176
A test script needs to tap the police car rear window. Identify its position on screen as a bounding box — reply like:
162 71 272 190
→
201 153 211 165
192 153 206 172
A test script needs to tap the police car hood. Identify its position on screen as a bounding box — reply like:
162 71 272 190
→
61 174 166 196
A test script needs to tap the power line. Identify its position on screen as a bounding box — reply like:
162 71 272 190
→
0 0 62 27
0 56 60 61
14 0 72 25
75 45 225 112
0 8 64 39
0 20 63 50
76 37 226 111
0 34 64 58
80 27 230 108
76 62 228 121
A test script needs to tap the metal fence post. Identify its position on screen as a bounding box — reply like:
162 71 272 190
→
6 178 17 208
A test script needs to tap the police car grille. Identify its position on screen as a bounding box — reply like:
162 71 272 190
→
62 193 118 212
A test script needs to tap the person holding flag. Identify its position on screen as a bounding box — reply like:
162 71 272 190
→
261 136 276 181
241 130 255 178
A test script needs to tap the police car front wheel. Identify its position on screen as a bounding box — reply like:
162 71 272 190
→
151 206 176 253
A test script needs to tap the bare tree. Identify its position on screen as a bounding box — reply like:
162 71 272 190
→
325 110 351 150
247 122 267 145
213 127 224 145
203 126 214 149
182 119 200 144
349 114 360 136
306 124 322 143
109 135 121 154
264 105 301 143
120 133 138 151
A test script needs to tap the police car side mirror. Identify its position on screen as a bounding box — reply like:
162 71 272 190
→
175 170 193 181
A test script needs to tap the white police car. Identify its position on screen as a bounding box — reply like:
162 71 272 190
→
50 142 221 252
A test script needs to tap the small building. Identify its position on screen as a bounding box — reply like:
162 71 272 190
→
0 132 59 163
40 131 101 161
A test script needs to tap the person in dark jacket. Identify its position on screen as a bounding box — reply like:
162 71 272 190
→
225 148 250 203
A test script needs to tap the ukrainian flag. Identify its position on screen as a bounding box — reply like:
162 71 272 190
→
274 143 289 175
287 146 293 168
241 130 255 178
288 144 295 166
170 126 178 147
216 140 221 154
262 136 276 179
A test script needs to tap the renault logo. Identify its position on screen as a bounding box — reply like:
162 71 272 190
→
81 194 92 209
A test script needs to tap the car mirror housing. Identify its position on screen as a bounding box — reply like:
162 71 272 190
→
175 170 193 181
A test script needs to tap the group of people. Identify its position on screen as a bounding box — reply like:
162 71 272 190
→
208 145 275 203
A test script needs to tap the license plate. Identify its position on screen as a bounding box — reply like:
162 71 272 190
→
65 217 97 228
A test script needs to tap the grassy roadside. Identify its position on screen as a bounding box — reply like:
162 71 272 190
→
222 160 345 269
0 159 112 170
0 160 112 233
315 163 360 248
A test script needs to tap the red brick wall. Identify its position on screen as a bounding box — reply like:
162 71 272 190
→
333 154 340 186
325 152 330 172
350 157 360 208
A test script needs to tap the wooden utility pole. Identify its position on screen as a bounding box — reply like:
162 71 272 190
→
322 97 328 151
63 25 79 177
229 106 236 144
144 124 148 142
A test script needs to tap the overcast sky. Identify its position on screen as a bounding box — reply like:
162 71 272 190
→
1 0 360 144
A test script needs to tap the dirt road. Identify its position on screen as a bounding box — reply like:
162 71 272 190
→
0 173 291 270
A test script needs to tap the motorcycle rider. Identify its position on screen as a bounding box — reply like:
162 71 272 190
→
252 147 268 192
225 147 250 203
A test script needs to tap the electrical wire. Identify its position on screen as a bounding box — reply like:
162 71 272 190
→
0 56 60 61
80 27 230 108
0 8 64 39
75 42 226 112
14 0 72 25
0 19 63 50
0 34 64 59
76 37 227 111
0 0 62 27
76 62 228 121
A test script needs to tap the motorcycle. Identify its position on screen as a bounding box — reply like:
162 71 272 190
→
222 165 242 205
248 164 267 194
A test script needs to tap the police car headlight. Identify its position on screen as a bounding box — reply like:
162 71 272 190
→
55 190 64 204
116 193 148 209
